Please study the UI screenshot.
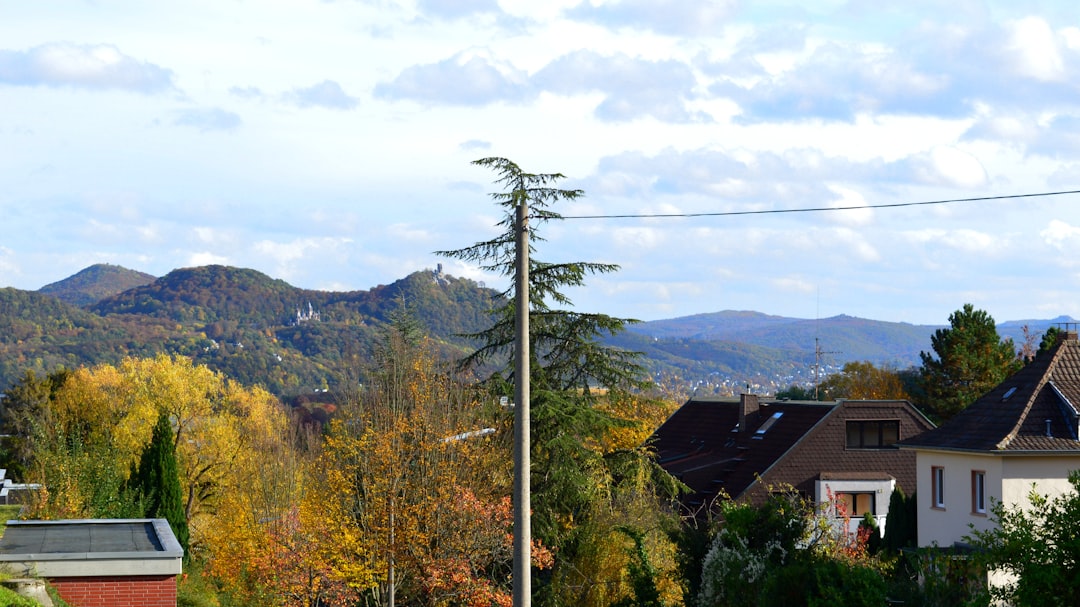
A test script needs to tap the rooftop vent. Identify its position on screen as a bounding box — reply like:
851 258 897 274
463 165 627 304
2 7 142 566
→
1002 387 1017 401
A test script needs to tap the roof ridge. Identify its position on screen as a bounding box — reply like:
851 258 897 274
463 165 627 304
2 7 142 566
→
997 338 1069 449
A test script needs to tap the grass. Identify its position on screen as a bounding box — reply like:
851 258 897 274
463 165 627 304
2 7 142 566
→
0 505 22 536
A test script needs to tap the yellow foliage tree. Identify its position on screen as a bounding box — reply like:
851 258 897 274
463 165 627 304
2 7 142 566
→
310 319 534 606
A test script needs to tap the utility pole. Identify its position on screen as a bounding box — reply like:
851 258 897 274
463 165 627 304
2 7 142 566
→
512 200 531 607
813 337 841 400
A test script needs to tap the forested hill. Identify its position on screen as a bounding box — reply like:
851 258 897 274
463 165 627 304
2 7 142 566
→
4 264 1071 398
38 263 156 307
1 265 500 395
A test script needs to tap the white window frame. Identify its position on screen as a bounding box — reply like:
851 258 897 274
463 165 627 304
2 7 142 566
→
972 470 986 514
932 466 945 509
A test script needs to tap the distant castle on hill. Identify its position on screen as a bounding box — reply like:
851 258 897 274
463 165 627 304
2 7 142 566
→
294 302 320 324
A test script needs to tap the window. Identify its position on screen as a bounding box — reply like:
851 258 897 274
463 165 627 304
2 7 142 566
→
845 420 900 448
932 466 945 509
753 412 784 439
836 492 875 518
972 470 986 514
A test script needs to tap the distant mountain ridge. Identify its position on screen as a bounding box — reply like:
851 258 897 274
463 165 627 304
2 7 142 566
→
2 264 498 395
38 263 157 307
3 264 1073 397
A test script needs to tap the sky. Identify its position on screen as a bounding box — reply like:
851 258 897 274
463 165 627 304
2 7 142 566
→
4 0 1080 326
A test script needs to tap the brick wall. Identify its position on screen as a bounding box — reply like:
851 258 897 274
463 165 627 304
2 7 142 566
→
49 575 176 607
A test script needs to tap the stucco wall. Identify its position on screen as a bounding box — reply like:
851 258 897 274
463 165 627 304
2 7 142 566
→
915 450 1003 547
1000 456 1080 507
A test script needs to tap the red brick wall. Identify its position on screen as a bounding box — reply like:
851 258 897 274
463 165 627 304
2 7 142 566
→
49 575 176 607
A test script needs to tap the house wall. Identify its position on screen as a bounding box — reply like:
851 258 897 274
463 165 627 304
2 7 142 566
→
915 450 1003 548
757 401 931 499
49 575 177 607
1000 456 1080 507
815 477 895 536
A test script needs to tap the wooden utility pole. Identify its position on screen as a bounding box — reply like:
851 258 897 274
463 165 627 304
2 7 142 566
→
512 200 531 607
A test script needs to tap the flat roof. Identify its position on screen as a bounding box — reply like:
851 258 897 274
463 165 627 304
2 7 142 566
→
0 518 183 577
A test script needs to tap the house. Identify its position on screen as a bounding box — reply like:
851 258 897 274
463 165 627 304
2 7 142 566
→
0 518 184 607
898 331 1080 554
650 394 935 533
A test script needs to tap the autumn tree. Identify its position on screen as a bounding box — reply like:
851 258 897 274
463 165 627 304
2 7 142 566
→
310 313 530 607
817 361 909 401
0 369 71 480
438 158 684 607
918 304 1020 421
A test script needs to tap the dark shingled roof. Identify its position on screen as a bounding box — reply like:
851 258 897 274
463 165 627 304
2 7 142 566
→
650 396 933 509
900 333 1080 453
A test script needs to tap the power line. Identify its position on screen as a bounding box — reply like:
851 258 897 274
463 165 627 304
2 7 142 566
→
560 189 1080 220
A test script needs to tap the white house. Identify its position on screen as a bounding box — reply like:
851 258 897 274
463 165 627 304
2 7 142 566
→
900 330 1080 589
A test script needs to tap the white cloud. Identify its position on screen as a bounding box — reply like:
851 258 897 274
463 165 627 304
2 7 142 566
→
903 228 998 255
173 107 241 132
374 50 531 105
910 146 988 188
1005 17 1066 82
566 0 739 37
253 237 352 265
188 252 230 266
610 226 664 250
0 43 173 92
283 80 359 110
771 275 816 295
824 186 873 226
1041 219 1080 250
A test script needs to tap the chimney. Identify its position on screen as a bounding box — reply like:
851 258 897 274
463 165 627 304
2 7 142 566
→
740 394 759 433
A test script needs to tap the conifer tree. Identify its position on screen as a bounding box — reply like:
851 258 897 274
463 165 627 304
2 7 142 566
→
437 156 647 393
918 304 1019 421
439 158 683 607
135 411 189 555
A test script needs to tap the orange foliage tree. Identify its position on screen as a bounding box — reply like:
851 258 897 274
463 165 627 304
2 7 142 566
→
309 316 543 606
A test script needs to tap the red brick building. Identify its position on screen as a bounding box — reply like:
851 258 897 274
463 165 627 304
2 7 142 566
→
0 519 183 607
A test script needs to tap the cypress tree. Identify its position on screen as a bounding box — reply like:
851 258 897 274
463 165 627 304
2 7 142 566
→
135 412 189 555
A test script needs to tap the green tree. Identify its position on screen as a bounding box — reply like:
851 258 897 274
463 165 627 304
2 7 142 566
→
1037 326 1063 357
134 411 190 555
437 156 646 393
0 369 70 480
881 487 916 553
699 490 886 607
966 472 1080 607
918 304 1019 421
775 385 820 400
438 158 684 607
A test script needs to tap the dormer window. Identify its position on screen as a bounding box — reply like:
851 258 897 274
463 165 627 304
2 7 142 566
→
846 420 900 449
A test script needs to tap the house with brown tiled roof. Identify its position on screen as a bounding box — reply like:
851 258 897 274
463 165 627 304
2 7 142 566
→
650 394 934 534
898 331 1080 554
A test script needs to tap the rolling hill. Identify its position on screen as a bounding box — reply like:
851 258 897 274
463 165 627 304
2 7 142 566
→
0 264 1069 398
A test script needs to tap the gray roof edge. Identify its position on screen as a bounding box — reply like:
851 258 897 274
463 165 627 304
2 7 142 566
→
5 518 158 526
0 557 182 577
151 518 184 555
900 444 1080 456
